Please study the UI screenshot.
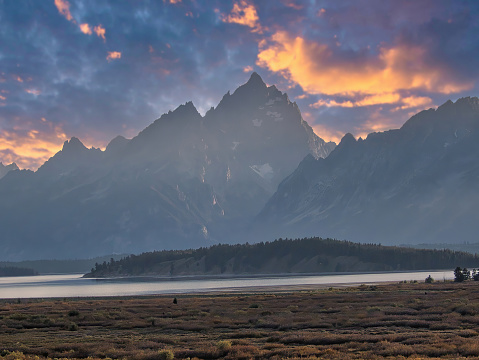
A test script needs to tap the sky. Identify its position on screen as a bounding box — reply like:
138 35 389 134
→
1 0 479 170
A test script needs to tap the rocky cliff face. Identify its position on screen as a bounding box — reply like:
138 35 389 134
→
257 97 479 245
0 73 335 260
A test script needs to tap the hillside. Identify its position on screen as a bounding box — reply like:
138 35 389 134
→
84 237 479 277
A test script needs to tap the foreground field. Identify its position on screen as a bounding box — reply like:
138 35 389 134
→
1 282 479 359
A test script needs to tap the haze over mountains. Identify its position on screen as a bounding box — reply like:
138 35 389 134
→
0 73 334 260
1 73 479 261
259 97 479 245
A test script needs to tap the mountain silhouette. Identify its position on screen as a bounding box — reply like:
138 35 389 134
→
0 73 335 260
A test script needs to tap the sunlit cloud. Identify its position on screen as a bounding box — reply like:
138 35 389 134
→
312 93 433 111
79 23 92 35
257 31 474 102
169 0 182 3
106 51 122 62
0 95 6 101
15 76 24 83
0 121 68 170
353 110 405 140
222 0 263 33
311 123 344 144
295 94 308 100
243 65 253 73
54 0 73 22
25 89 41 96
283 1 304 10
94 25 106 41
393 96 433 111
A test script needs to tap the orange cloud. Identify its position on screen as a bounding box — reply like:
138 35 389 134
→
222 1 262 33
0 121 68 170
15 76 24 83
79 23 92 35
0 95 5 101
393 96 433 111
169 0 182 3
311 123 344 144
106 51 122 62
283 1 303 10
257 31 473 100
25 89 41 96
312 93 433 111
54 0 73 22
94 25 106 41
243 65 254 73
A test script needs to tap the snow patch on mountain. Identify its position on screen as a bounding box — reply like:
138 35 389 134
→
266 111 283 121
250 163 274 180
252 119 263 127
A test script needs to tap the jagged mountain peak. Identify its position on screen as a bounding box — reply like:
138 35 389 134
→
338 133 356 146
0 162 19 179
246 71 266 86
231 72 267 98
167 101 201 118
62 137 87 153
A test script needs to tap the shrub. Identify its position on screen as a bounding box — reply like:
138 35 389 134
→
68 322 79 331
157 349 174 360
68 310 79 317
425 275 434 283
217 340 232 352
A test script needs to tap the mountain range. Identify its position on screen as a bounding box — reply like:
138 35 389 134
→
258 97 479 245
1 73 479 261
0 73 334 260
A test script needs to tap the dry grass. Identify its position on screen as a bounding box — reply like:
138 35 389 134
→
1 282 479 359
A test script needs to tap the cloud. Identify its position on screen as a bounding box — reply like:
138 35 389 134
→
257 31 474 102
106 51 122 62
94 25 106 41
54 0 73 22
310 123 344 144
312 93 433 110
25 89 41 96
80 23 92 35
0 121 68 170
243 65 253 73
222 1 262 33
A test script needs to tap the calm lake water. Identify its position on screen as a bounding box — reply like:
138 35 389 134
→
0 271 453 299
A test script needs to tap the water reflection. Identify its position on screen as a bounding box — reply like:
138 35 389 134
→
0 271 453 299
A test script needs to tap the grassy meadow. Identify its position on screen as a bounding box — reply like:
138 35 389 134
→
1 281 479 359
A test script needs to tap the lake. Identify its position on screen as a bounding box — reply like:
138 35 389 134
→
0 270 453 299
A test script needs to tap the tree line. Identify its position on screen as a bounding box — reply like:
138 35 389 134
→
0 266 37 277
86 237 479 277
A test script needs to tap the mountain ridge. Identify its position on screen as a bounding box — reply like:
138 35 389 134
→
257 96 479 245
0 73 336 261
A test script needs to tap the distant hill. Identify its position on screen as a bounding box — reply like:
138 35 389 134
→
0 254 126 275
257 97 479 245
0 266 37 277
84 237 479 278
